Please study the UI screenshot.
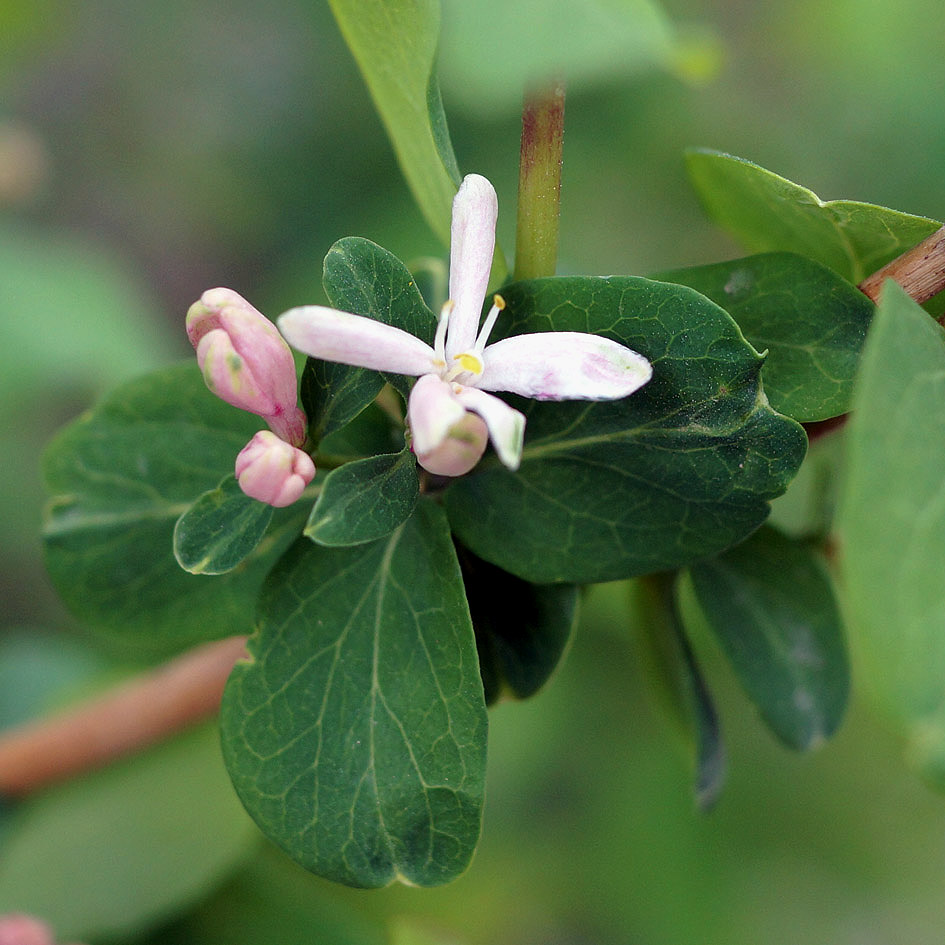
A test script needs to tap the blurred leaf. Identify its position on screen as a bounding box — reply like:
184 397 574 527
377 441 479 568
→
328 0 461 244
438 0 689 115
838 281 945 785
0 223 177 408
684 526 849 750
458 546 578 705
42 364 304 655
656 252 875 421
685 150 941 283
0 724 259 943
635 574 725 809
174 476 275 575
220 500 487 888
306 449 419 547
155 845 388 945
445 276 807 583
302 238 435 438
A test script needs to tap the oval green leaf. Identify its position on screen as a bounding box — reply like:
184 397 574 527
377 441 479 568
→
42 364 304 654
656 252 875 421
174 476 276 575
684 526 849 750
838 280 945 785
445 276 808 584
685 149 941 283
220 500 487 888
306 450 419 547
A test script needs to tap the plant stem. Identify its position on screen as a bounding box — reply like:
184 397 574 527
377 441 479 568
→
0 636 248 797
858 224 945 308
513 80 566 281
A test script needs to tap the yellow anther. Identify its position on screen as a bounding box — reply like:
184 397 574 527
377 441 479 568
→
493 293 506 310
454 351 484 375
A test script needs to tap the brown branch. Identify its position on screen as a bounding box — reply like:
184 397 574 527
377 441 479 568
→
858 224 945 306
0 636 248 797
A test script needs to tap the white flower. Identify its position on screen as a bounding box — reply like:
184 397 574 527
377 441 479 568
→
278 174 652 475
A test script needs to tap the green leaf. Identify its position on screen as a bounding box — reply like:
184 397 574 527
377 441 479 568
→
306 450 419 546
174 476 275 575
685 149 941 283
656 252 875 421
0 724 258 943
42 364 304 654
438 0 692 116
220 500 487 888
457 545 578 705
634 574 726 810
302 238 436 438
838 281 945 785
445 276 808 584
327 0 460 244
684 526 849 750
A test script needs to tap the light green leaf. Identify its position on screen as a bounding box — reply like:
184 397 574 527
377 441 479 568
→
306 450 419 546
0 724 258 943
458 545 577 705
438 0 706 116
684 526 849 750
656 252 875 421
838 280 945 785
302 237 436 438
445 276 807 584
327 0 460 243
42 364 304 654
174 476 276 575
686 149 940 283
220 500 487 888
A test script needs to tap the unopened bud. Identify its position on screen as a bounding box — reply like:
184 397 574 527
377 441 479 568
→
235 431 315 507
186 288 306 446
0 914 55 945
416 411 488 477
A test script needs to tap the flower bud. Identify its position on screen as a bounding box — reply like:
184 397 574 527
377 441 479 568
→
415 411 488 477
0 914 55 945
187 288 306 446
235 431 315 507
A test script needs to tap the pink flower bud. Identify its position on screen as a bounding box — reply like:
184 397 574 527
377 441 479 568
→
235 431 315 507
187 288 307 446
415 411 488 477
0 914 55 945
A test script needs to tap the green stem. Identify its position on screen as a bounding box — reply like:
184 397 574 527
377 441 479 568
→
513 80 566 281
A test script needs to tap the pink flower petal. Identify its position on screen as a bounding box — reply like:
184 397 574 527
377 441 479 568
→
446 175 498 358
453 385 525 470
278 306 435 376
407 374 466 455
478 332 652 400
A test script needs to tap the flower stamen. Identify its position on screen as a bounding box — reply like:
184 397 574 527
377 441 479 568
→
432 299 453 369
474 294 505 354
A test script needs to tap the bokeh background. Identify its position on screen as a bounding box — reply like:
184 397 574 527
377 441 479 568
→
2 0 945 942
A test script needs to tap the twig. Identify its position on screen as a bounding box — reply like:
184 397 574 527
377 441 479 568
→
858 224 945 307
0 636 248 797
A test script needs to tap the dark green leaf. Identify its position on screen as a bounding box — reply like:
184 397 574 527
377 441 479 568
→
685 526 849 750
634 574 725 810
838 281 945 785
306 450 419 547
220 500 487 888
42 364 304 654
316 399 406 463
656 252 875 421
445 276 807 584
685 149 940 283
303 238 436 438
457 545 578 705
174 476 275 575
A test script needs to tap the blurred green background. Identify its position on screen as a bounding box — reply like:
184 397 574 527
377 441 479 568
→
2 0 944 942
